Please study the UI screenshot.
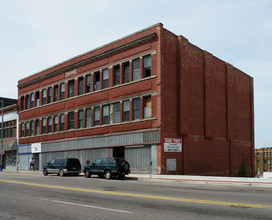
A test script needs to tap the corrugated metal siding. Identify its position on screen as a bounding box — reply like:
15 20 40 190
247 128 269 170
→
125 145 151 173
18 154 31 170
41 130 159 152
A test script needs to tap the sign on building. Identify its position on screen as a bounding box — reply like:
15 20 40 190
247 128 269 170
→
31 143 41 153
164 138 182 152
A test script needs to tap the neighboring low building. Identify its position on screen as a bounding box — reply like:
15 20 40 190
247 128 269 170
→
0 97 18 170
255 148 272 175
17 23 254 176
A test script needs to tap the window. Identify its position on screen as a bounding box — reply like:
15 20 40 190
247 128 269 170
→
30 120 34 136
68 80 74 98
133 98 140 120
47 116 52 133
102 105 109 125
113 102 120 123
35 91 40 107
60 114 65 131
94 107 100 126
25 122 29 136
35 119 39 135
78 110 84 128
54 85 59 102
113 65 120 86
25 95 29 110
94 71 100 91
86 108 92 127
102 68 109 89
54 115 59 132
122 62 130 84
20 122 25 137
48 87 52 103
132 58 140 81
123 100 130 122
257 152 259 158
9 128 13 138
42 89 47 105
86 74 91 93
78 77 84 95
257 160 260 165
60 83 65 100
264 152 267 157
42 118 46 134
68 112 74 130
30 93 34 108
21 96 25 111
144 96 152 118
143 55 151 78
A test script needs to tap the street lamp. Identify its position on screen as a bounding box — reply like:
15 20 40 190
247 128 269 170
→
0 99 3 171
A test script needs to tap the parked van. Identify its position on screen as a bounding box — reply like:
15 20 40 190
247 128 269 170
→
43 158 81 177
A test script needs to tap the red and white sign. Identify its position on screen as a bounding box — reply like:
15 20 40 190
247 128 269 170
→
164 138 182 152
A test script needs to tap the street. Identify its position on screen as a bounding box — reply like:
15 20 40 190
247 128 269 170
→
0 173 272 219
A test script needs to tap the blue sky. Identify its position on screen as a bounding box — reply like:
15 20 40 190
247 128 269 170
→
0 0 271 148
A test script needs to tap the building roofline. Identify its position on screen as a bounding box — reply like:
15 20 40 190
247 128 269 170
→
18 23 162 85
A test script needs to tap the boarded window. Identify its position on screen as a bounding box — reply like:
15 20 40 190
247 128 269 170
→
144 96 152 118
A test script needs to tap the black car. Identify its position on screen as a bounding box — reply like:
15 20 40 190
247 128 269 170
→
83 157 130 179
43 158 81 176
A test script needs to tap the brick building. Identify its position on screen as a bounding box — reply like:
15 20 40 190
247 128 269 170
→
255 148 272 175
17 23 254 176
0 97 18 170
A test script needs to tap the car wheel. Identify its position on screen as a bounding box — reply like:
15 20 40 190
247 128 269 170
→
43 169 48 176
59 169 65 177
105 170 111 180
85 169 91 178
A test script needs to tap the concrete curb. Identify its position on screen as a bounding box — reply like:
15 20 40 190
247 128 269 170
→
2 170 272 188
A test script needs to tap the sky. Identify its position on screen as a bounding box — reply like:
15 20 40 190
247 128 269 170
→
0 0 271 148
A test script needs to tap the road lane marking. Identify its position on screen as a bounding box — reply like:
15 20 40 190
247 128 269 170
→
40 198 132 214
1 179 272 209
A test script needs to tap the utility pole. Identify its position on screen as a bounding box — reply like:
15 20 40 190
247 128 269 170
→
0 99 3 171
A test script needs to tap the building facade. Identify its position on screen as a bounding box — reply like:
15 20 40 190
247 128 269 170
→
0 97 18 170
255 148 272 175
17 23 254 176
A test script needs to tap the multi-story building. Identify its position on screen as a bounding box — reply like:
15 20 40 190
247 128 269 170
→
0 97 18 170
17 23 254 176
255 148 272 175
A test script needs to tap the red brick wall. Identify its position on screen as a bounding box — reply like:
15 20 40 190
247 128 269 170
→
159 28 254 176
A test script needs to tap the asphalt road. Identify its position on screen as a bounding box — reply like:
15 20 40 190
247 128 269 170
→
0 173 272 220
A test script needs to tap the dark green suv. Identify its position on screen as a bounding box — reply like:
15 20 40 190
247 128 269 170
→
43 158 81 177
83 157 130 179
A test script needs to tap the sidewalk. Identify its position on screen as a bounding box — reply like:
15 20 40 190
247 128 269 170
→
2 169 272 188
128 174 272 187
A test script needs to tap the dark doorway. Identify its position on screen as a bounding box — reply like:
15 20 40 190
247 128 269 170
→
113 147 125 158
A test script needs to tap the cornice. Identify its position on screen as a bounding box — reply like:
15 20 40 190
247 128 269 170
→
18 32 157 89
